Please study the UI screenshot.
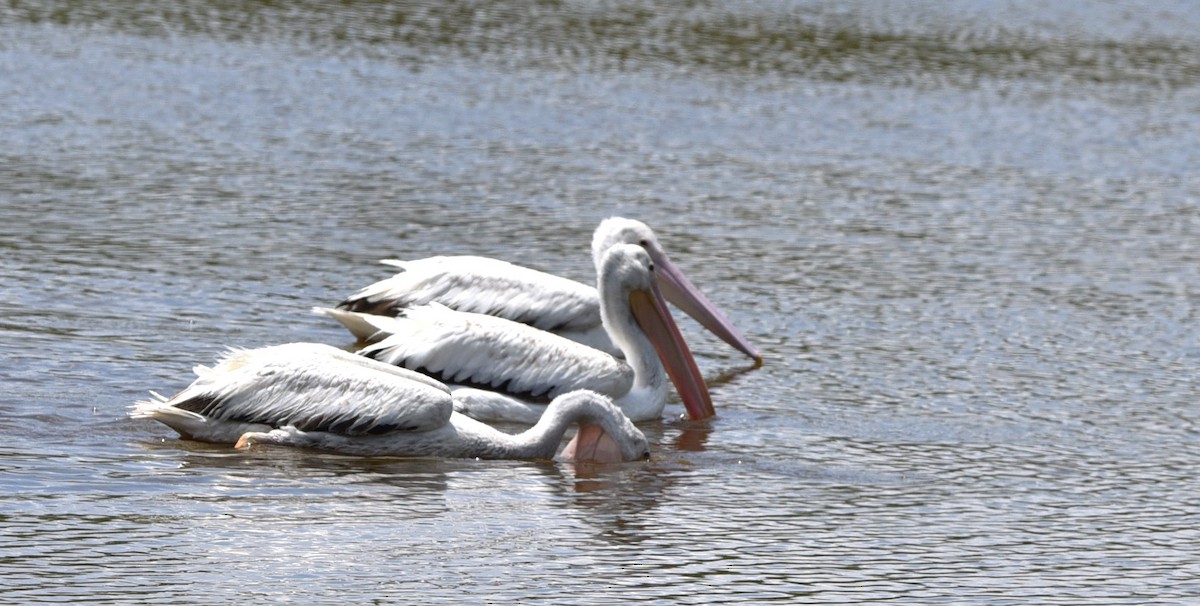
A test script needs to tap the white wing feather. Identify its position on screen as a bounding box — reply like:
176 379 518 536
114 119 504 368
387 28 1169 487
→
133 343 453 435
340 305 633 401
340 256 600 332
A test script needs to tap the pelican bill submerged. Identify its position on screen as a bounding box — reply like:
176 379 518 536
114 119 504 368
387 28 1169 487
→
130 343 650 463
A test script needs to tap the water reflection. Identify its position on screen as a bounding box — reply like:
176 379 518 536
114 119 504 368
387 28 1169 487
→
663 419 710 453
129 431 665 519
121 422 700 550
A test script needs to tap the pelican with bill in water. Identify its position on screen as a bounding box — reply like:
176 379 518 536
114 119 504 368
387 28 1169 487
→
130 343 650 463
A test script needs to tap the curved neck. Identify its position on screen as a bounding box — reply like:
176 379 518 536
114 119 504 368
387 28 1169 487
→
597 288 667 396
510 405 577 458
598 288 668 420
595 250 672 420
468 396 620 459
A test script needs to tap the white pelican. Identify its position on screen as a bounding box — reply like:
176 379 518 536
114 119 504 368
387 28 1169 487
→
129 343 650 463
338 217 762 365
318 243 715 424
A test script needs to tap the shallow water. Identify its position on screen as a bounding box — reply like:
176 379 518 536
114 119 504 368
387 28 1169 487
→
2 1 1199 603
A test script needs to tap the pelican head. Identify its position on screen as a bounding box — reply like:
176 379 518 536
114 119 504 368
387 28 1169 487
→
599 243 716 420
552 390 651 463
591 217 762 366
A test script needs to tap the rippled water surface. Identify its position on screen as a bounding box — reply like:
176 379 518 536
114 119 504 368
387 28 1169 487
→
2 1 1199 603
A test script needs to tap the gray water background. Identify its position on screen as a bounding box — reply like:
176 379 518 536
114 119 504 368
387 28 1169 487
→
1 1 1198 603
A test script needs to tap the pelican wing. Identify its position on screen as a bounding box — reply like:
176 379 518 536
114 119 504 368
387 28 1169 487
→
340 305 633 402
140 343 454 436
338 256 601 332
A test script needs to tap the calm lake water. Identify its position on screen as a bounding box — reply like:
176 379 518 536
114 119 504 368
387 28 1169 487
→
2 1 1199 603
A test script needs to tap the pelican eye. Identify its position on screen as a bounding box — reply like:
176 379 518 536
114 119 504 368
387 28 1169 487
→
638 239 649 247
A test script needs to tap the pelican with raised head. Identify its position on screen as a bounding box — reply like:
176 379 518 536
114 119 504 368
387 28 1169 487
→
129 343 649 463
338 217 761 365
319 243 715 424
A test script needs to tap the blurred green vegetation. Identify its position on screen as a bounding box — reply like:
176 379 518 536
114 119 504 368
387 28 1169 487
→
3 0 1197 88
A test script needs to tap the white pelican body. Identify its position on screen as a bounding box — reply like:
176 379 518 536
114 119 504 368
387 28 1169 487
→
319 244 715 424
129 343 649 462
339 217 761 364
341 256 613 353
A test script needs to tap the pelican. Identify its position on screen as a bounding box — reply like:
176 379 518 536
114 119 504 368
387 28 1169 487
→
129 343 650 463
318 243 715 424
338 217 762 364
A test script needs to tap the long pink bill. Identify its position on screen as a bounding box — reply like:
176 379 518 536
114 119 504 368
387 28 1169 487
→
629 282 716 420
649 249 763 367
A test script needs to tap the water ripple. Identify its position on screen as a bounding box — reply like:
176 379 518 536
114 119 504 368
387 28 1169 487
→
2 1 1199 603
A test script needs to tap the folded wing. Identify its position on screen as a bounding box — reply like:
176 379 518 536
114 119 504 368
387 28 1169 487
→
136 343 454 436
321 305 633 403
338 255 600 332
